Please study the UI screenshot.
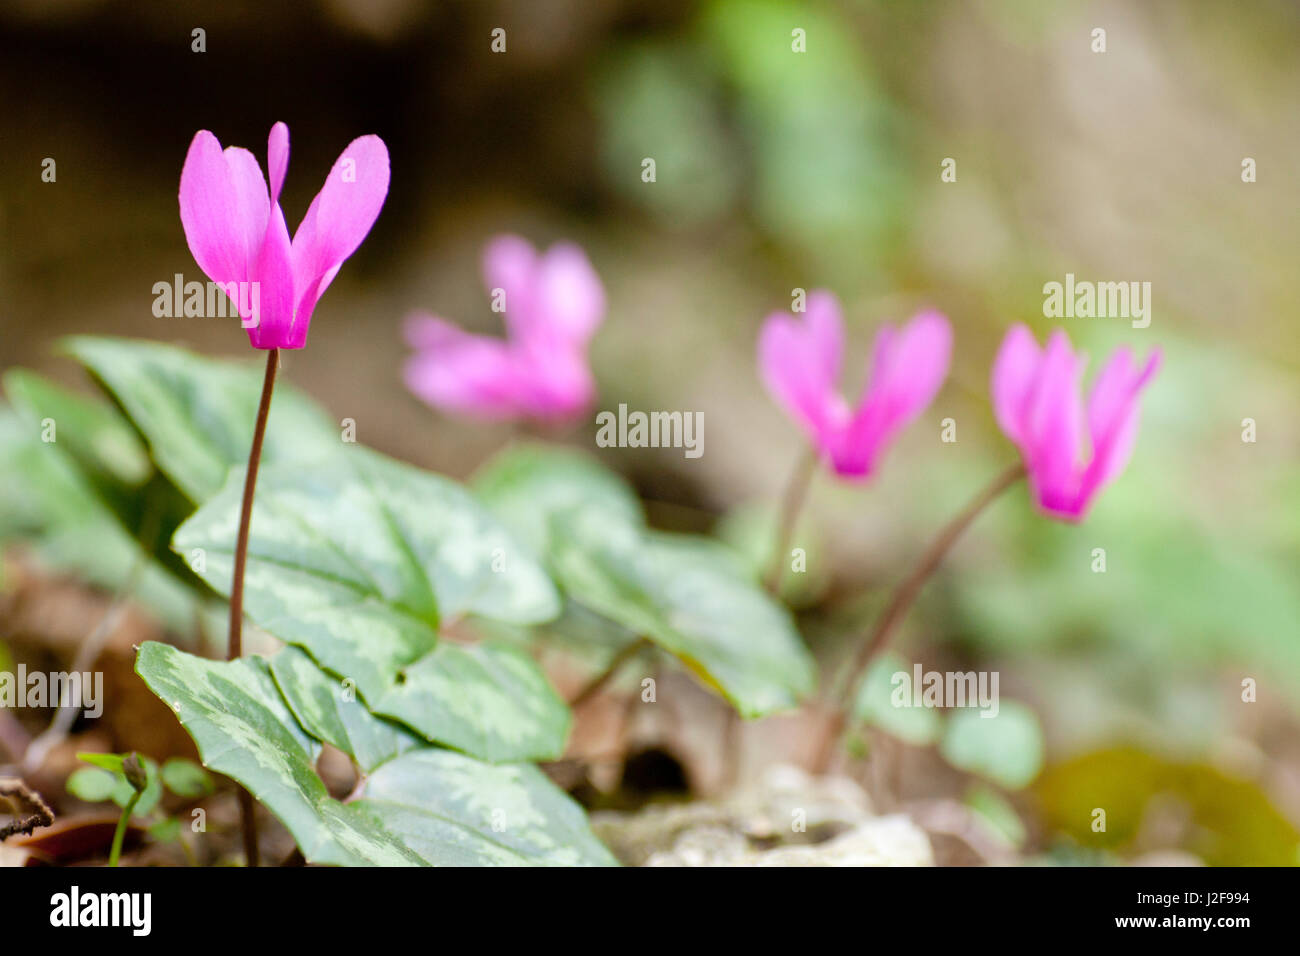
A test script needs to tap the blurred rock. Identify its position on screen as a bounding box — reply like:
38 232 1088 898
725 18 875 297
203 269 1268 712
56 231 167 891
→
593 763 933 866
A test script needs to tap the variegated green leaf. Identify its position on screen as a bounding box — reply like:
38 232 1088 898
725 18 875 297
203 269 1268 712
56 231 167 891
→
474 446 817 717
62 336 339 502
135 642 616 866
138 641 427 866
473 443 643 555
353 747 618 866
363 640 570 763
550 513 816 717
270 646 421 773
173 446 566 761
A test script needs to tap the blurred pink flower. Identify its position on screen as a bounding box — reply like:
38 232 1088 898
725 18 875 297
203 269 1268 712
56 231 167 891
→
759 290 952 479
403 235 605 422
992 325 1160 522
179 122 390 349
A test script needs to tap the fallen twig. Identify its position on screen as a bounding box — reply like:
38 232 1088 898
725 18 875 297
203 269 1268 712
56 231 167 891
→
0 777 55 840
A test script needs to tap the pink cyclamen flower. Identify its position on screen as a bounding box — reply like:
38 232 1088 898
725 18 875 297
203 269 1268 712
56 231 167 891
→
179 122 390 349
403 235 605 422
992 325 1160 522
759 290 952 479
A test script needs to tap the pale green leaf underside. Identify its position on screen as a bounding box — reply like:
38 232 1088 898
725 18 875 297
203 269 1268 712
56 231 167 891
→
62 336 339 502
4 369 151 487
0 408 208 638
173 446 566 761
0 407 119 540
135 643 616 866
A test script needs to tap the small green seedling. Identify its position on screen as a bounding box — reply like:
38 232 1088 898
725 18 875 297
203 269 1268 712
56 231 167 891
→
69 752 213 866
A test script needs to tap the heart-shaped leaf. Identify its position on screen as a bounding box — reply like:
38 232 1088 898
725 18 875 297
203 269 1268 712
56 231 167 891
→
362 640 571 764
475 445 817 717
270 646 421 774
173 446 567 761
353 747 617 867
62 337 339 502
135 642 616 866
550 514 816 716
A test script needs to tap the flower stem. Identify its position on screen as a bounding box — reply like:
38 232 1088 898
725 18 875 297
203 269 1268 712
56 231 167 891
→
229 348 279 661
109 791 141 867
765 447 818 594
228 347 279 867
814 462 1025 771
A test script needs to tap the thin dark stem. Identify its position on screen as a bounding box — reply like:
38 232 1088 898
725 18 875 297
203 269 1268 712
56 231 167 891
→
229 348 279 661
568 637 651 709
229 347 278 867
236 789 259 867
813 462 1026 771
765 447 818 594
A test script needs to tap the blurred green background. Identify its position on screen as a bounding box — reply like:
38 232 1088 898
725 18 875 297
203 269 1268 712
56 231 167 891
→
1 0 1297 862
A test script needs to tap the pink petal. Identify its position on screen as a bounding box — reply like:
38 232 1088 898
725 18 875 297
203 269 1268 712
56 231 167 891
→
404 312 465 350
515 343 596 421
834 310 952 477
179 131 268 288
1084 347 1135 447
1025 331 1086 516
223 148 271 264
403 321 526 420
246 204 297 349
268 122 290 205
482 234 538 338
865 310 952 427
531 242 605 346
991 324 1042 448
291 134 390 324
758 291 846 448
804 291 845 388
1075 347 1160 512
